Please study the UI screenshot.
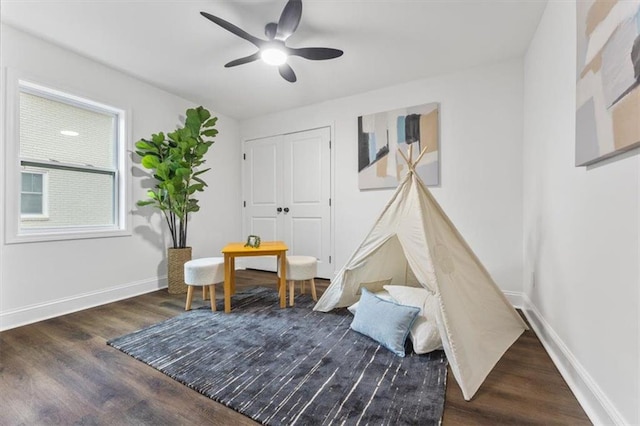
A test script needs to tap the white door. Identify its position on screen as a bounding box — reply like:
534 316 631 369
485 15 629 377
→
242 134 283 272
243 127 332 278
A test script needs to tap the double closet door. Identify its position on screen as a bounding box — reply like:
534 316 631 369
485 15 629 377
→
242 127 332 278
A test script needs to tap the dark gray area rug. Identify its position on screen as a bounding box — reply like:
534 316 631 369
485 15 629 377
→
108 287 447 425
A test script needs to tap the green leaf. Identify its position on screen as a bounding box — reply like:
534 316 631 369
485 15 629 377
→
186 198 200 212
202 129 218 138
203 117 218 128
135 140 154 150
137 200 155 207
193 176 208 186
141 155 160 169
194 143 208 157
175 167 191 178
193 168 210 177
186 107 201 124
185 137 198 149
185 109 201 136
182 127 193 139
156 163 170 180
196 106 211 122
168 147 182 159
152 133 165 144
188 183 205 194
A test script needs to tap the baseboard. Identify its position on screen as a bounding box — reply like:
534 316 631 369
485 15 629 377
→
0 276 168 332
503 290 523 308
521 294 625 425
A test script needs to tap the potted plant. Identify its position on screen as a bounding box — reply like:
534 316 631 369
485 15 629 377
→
135 106 218 294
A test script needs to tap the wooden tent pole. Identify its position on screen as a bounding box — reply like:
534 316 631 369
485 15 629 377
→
414 145 430 166
397 147 412 170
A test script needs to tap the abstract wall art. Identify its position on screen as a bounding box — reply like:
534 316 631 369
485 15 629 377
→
576 0 640 166
357 103 440 189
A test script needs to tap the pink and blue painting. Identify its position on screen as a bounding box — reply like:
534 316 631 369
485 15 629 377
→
357 103 439 190
576 0 640 166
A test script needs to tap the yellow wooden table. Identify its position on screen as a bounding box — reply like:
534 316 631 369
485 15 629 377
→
221 241 288 313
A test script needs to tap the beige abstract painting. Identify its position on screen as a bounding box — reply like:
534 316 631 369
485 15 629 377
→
576 0 640 166
357 103 440 190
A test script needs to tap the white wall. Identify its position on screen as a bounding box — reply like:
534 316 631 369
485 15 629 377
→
241 60 525 300
0 25 243 330
522 2 639 425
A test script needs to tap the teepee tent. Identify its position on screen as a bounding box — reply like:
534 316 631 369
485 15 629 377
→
314 147 528 401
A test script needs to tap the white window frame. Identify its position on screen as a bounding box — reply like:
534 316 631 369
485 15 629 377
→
20 170 49 219
3 69 131 244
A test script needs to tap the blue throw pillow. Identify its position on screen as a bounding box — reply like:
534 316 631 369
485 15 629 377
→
350 288 420 357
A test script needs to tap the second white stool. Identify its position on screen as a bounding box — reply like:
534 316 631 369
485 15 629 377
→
282 255 318 306
184 257 224 311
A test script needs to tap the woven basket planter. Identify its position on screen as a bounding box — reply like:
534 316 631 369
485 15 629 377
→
167 247 192 294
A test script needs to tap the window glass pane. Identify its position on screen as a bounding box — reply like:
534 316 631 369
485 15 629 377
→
21 172 33 192
31 173 43 192
21 194 43 214
19 92 115 168
20 168 114 229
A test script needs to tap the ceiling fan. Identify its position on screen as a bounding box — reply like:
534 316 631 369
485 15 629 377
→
200 0 343 83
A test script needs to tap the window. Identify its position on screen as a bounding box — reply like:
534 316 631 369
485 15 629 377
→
21 171 47 217
5 77 130 243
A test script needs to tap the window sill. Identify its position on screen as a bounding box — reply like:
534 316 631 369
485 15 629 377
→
6 227 132 245
20 215 50 221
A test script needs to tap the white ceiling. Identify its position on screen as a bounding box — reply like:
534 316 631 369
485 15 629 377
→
1 0 547 120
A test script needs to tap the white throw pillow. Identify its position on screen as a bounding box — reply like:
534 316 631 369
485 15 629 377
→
348 290 394 315
409 316 443 354
384 285 432 316
384 285 442 354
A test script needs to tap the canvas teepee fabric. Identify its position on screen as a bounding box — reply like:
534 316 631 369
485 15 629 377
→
314 152 528 401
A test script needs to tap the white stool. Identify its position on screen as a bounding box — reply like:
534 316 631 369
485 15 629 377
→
184 257 224 311
281 255 318 306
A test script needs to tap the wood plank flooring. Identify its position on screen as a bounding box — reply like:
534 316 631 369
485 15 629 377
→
0 270 591 425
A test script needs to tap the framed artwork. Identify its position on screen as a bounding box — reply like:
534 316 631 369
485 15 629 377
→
244 235 261 248
576 0 640 166
357 102 440 189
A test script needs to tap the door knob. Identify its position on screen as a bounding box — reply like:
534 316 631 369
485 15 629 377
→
283 207 290 213
277 207 283 213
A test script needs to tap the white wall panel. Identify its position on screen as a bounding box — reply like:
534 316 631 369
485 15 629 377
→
0 24 242 330
523 2 639 424
241 60 525 296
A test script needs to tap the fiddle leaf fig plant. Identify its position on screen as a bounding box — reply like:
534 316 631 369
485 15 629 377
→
135 106 218 248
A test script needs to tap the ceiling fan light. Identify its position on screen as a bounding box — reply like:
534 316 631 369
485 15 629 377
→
261 48 287 66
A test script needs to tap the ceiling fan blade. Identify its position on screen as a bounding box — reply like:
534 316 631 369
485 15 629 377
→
225 52 261 68
278 64 297 82
275 0 302 41
200 11 266 48
287 47 344 60
265 22 277 40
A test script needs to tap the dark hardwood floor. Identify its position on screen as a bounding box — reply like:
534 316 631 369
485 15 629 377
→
0 270 591 425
